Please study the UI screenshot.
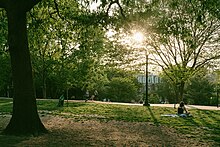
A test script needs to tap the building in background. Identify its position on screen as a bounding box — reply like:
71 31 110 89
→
137 74 161 93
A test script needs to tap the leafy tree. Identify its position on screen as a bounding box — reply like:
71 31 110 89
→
28 9 56 98
200 0 220 20
145 0 220 102
0 0 145 135
185 73 215 105
213 70 220 107
0 53 11 96
0 0 48 135
105 77 138 102
28 0 125 99
100 68 142 102
0 9 7 49
156 72 176 103
156 68 216 105
0 10 10 97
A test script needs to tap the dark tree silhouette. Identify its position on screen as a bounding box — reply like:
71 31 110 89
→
0 0 47 135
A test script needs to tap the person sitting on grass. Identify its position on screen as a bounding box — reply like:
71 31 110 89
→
177 101 190 117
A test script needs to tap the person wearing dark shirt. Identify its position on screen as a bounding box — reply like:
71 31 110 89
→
178 101 190 117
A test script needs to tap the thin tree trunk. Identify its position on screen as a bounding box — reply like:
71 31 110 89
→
42 68 47 99
174 83 178 108
43 82 47 99
179 81 185 102
4 9 47 135
42 48 47 99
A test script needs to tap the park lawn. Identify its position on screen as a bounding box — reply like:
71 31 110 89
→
0 98 220 146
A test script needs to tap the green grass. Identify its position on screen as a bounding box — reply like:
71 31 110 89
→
0 98 220 146
0 99 13 114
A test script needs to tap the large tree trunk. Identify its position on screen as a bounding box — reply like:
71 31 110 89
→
3 8 47 135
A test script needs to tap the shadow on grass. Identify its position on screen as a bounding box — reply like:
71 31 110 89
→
37 100 87 111
144 107 180 146
0 115 29 147
0 99 13 114
0 133 29 147
146 107 160 126
0 98 12 103
66 102 87 107
196 110 220 146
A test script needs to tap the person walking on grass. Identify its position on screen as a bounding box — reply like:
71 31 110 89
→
92 90 98 101
85 90 90 102
58 94 65 107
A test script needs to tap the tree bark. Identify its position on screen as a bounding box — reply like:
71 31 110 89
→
42 54 47 99
179 81 185 102
43 73 47 99
3 7 47 135
0 0 6 8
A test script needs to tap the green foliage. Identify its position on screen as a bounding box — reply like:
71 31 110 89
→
200 0 220 20
27 0 144 99
156 76 176 103
0 54 11 96
155 66 190 103
17 0 153 99
156 69 216 105
144 0 220 101
26 1 112 98
104 77 138 102
185 75 215 105
98 68 142 102
0 10 10 96
0 9 7 49
148 93 160 104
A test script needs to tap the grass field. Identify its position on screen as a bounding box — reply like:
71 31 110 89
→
0 98 220 146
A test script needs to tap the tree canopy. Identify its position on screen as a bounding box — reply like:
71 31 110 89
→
143 0 220 101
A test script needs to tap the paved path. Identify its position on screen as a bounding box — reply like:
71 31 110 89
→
149 104 220 110
1 97 219 111
67 100 220 111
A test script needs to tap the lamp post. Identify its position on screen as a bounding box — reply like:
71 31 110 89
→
132 31 150 106
143 53 150 106
214 72 219 108
217 84 219 108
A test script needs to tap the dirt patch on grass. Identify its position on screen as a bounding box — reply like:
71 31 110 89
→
0 115 212 146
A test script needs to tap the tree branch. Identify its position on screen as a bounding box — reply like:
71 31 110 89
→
106 0 125 18
26 0 42 12
195 55 220 70
53 0 64 20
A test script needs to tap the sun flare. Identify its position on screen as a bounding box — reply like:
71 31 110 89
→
133 32 144 43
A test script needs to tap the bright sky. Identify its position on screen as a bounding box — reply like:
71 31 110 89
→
90 1 101 11
88 1 160 73
89 0 119 16
132 32 145 43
